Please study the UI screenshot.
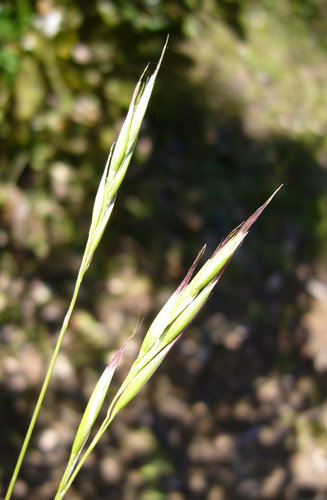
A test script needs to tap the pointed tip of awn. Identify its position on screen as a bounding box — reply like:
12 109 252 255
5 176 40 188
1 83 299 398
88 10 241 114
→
108 317 144 369
155 35 169 76
176 244 206 295
240 184 283 236
211 185 283 259
130 38 169 114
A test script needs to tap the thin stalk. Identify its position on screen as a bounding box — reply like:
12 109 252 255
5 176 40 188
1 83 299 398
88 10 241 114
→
54 415 114 499
4 266 85 500
6 203 112 500
56 453 79 500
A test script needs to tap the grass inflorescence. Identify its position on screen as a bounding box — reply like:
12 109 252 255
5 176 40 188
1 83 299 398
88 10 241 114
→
5 39 282 500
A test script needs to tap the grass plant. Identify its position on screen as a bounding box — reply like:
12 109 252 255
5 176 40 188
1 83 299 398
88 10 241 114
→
55 186 281 498
5 39 281 499
4 39 168 500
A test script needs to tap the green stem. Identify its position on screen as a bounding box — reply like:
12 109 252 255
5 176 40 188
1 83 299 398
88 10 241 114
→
55 451 80 499
4 265 86 500
55 415 113 499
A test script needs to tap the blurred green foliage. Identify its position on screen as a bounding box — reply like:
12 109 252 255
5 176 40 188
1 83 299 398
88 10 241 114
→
0 1 32 80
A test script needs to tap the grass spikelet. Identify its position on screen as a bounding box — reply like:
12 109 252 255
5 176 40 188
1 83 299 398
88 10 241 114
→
55 343 128 497
57 186 282 498
108 186 283 416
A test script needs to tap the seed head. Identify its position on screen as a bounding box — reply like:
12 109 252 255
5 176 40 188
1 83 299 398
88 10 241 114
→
106 186 283 418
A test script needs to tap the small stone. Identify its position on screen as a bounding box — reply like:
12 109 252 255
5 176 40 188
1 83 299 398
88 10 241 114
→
29 279 51 305
188 469 207 494
158 397 193 426
223 324 248 350
259 426 279 446
52 353 76 388
256 377 281 404
167 492 184 500
3 357 26 392
12 479 27 499
38 428 59 453
262 467 287 498
121 427 157 459
188 437 215 463
100 455 122 484
208 485 224 500
213 434 236 461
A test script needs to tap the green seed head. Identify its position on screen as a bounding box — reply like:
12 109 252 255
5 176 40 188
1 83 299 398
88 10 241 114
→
82 38 169 273
71 343 127 458
106 186 283 421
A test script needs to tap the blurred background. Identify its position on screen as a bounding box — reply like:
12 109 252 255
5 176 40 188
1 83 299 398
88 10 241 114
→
1 0 327 499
